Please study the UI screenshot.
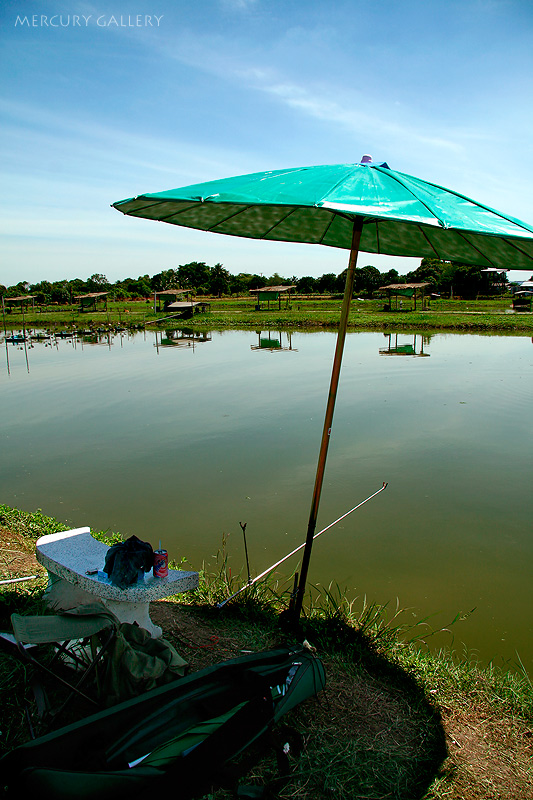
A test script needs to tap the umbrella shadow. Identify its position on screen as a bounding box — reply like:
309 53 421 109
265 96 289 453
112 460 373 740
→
292 616 447 800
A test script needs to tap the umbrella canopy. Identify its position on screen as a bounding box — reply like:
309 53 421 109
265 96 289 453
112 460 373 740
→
112 157 533 624
113 159 533 269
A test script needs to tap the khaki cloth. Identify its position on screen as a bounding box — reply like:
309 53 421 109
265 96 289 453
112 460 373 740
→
103 621 188 705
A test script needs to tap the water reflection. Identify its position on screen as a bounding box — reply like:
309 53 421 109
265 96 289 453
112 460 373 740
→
1 328 532 672
250 330 297 352
379 332 431 357
154 328 212 351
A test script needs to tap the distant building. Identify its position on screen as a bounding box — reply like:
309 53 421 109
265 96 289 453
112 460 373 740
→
249 284 296 310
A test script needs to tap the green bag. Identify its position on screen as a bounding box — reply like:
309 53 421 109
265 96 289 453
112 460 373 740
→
2 646 326 800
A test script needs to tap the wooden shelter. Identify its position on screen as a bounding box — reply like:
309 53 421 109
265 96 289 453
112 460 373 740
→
512 291 532 312
250 284 296 310
378 282 431 311
153 289 191 313
3 295 36 313
75 292 108 312
166 300 211 319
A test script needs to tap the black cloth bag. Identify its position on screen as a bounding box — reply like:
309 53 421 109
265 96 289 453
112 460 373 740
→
103 535 154 588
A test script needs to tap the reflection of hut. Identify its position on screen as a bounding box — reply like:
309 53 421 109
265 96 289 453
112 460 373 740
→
250 331 297 352
3 295 36 313
155 329 212 349
379 333 430 357
153 289 190 313
75 292 108 312
378 283 431 311
250 285 296 310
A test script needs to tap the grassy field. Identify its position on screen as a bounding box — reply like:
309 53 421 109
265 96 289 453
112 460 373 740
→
3 295 533 334
1 505 531 799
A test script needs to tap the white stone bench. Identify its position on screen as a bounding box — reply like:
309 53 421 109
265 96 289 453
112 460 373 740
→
36 528 199 638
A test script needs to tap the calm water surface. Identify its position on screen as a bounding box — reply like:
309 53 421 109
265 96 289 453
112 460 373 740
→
2 328 532 670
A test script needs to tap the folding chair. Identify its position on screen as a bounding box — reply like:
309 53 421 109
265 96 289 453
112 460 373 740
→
3 604 117 729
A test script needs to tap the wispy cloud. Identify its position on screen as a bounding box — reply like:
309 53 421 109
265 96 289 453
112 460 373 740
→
219 0 258 9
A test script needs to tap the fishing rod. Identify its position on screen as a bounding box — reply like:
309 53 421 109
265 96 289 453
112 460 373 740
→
216 481 388 609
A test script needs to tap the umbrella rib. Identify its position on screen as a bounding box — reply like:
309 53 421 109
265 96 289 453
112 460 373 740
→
317 211 340 245
164 201 301 238
115 199 165 214
121 199 200 221
374 166 533 237
453 230 533 267
373 167 446 227
497 236 533 261
315 166 360 206
158 201 260 231
416 225 441 258
260 206 302 239
207 203 303 239
203 204 254 232
453 231 498 267
161 203 227 224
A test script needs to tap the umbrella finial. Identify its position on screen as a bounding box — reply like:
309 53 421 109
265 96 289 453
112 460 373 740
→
361 154 373 164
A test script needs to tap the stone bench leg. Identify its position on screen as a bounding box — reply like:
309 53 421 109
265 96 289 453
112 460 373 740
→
100 599 162 638
43 573 162 638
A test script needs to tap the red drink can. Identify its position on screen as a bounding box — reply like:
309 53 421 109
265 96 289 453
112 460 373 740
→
153 549 168 578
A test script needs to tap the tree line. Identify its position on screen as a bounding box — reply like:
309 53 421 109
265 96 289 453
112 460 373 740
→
0 258 510 304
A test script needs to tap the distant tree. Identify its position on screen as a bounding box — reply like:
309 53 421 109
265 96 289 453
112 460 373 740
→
406 258 448 290
29 280 52 304
6 281 30 297
353 265 381 296
316 273 338 294
177 262 211 293
381 268 401 285
116 275 152 298
151 269 180 291
209 263 231 297
248 274 267 290
449 263 484 299
265 272 289 287
50 281 71 304
86 273 110 291
296 275 317 294
68 278 87 300
229 273 251 294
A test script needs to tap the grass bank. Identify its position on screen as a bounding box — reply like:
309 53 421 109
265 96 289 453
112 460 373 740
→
3 296 533 334
1 505 531 798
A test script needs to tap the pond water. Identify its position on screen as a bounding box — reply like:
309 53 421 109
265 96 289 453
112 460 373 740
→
2 327 532 671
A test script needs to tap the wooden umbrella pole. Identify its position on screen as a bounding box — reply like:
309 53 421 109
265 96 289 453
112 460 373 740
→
292 216 364 623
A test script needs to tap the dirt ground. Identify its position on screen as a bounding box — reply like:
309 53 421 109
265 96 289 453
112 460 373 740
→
1 526 532 799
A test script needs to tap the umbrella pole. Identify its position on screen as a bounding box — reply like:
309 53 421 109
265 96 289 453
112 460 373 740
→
292 216 364 623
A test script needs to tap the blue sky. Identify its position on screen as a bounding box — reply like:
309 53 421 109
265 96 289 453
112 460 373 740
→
1 0 532 286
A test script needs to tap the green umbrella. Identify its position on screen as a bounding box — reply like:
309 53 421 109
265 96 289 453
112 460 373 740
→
113 157 533 621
